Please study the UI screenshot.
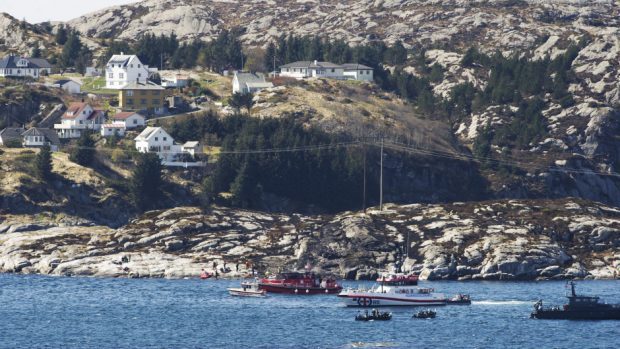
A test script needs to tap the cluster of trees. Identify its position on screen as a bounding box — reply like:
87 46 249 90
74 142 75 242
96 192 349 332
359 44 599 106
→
167 113 379 211
51 25 93 74
130 153 163 211
99 29 244 72
458 44 584 152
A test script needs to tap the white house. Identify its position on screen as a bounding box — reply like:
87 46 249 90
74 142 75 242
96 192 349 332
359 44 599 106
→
134 126 178 162
111 111 145 129
105 54 150 89
53 79 81 94
342 64 374 81
101 124 126 137
21 128 60 151
161 74 190 88
232 72 273 94
279 60 344 80
0 55 52 79
54 102 105 139
279 60 373 81
134 127 201 164
182 141 202 157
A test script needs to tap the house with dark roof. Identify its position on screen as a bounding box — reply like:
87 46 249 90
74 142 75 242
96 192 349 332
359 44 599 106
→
22 128 60 151
0 55 52 79
52 79 81 94
232 72 274 94
0 127 25 147
279 60 373 81
53 102 106 139
342 63 374 81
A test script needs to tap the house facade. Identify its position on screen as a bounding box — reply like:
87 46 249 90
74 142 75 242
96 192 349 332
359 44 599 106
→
0 55 52 79
53 79 81 94
232 72 274 94
101 124 126 137
342 64 374 81
279 60 373 81
111 112 145 129
21 128 60 151
105 54 150 89
135 127 179 162
161 74 190 88
119 81 166 115
134 127 199 164
54 102 105 139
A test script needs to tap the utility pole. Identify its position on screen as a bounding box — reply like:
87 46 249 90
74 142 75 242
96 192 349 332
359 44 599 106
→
379 137 384 211
363 142 367 212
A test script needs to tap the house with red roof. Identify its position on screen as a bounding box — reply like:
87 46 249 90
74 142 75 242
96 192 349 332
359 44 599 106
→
54 102 106 139
111 111 145 129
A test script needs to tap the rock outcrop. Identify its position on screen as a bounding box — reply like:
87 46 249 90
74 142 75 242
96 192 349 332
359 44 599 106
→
1 199 617 280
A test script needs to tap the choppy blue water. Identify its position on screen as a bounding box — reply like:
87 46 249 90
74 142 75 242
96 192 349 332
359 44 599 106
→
0 275 618 348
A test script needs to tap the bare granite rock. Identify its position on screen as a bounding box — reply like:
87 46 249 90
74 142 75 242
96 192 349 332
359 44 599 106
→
0 198 617 280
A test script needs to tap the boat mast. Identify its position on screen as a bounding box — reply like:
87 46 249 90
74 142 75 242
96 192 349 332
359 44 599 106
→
379 137 383 211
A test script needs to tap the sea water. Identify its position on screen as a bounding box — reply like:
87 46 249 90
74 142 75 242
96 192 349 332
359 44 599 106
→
0 275 618 348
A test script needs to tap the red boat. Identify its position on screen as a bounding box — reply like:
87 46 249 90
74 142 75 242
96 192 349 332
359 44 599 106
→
258 272 342 295
376 272 419 286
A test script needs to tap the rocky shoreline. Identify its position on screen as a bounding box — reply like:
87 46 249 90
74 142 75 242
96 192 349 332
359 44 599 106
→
0 198 618 281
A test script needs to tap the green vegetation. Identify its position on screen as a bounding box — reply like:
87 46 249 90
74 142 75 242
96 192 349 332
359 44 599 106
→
229 92 255 114
35 145 53 180
130 153 163 211
99 29 244 72
69 131 96 166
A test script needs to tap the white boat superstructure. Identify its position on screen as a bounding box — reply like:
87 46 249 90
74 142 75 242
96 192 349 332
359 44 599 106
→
338 284 447 307
228 282 267 297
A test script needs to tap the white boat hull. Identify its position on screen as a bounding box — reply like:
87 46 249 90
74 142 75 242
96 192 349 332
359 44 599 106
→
228 288 266 297
338 292 447 307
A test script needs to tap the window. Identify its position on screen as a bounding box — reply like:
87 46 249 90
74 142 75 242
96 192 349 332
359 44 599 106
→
155 137 158 141
138 64 141 68
119 73 124 79
130 64 133 68
138 73 141 77
331 69 335 73
140 99 146 105
127 90 134 97
153 99 160 106
127 99 134 105
141 90 147 95
163 137 167 141
79 120 83 124
153 90 160 95
108 73 113 78
133 119 137 124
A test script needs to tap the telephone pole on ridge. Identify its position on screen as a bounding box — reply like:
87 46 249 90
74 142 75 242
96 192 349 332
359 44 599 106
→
379 137 384 211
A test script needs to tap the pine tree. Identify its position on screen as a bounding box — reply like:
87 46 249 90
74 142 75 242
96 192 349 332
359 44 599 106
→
31 45 42 58
35 144 53 180
130 153 163 211
69 131 95 166
55 24 68 45
264 42 277 72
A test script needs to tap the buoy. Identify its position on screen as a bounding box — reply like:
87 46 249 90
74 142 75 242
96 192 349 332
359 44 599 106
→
306 289 309 294
295 289 298 293
325 289 329 293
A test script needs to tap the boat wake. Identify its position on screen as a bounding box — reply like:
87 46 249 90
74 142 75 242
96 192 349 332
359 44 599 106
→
348 342 399 348
473 300 530 305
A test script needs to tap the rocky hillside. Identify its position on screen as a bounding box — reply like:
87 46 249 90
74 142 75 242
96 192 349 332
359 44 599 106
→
1 198 617 280
63 0 620 206
0 13 57 55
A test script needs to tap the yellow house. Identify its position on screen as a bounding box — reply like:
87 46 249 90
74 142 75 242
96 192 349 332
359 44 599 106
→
119 81 166 115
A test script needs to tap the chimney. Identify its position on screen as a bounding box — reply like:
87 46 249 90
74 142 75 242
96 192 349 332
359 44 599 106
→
314 60 318 65
121 52 124 55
